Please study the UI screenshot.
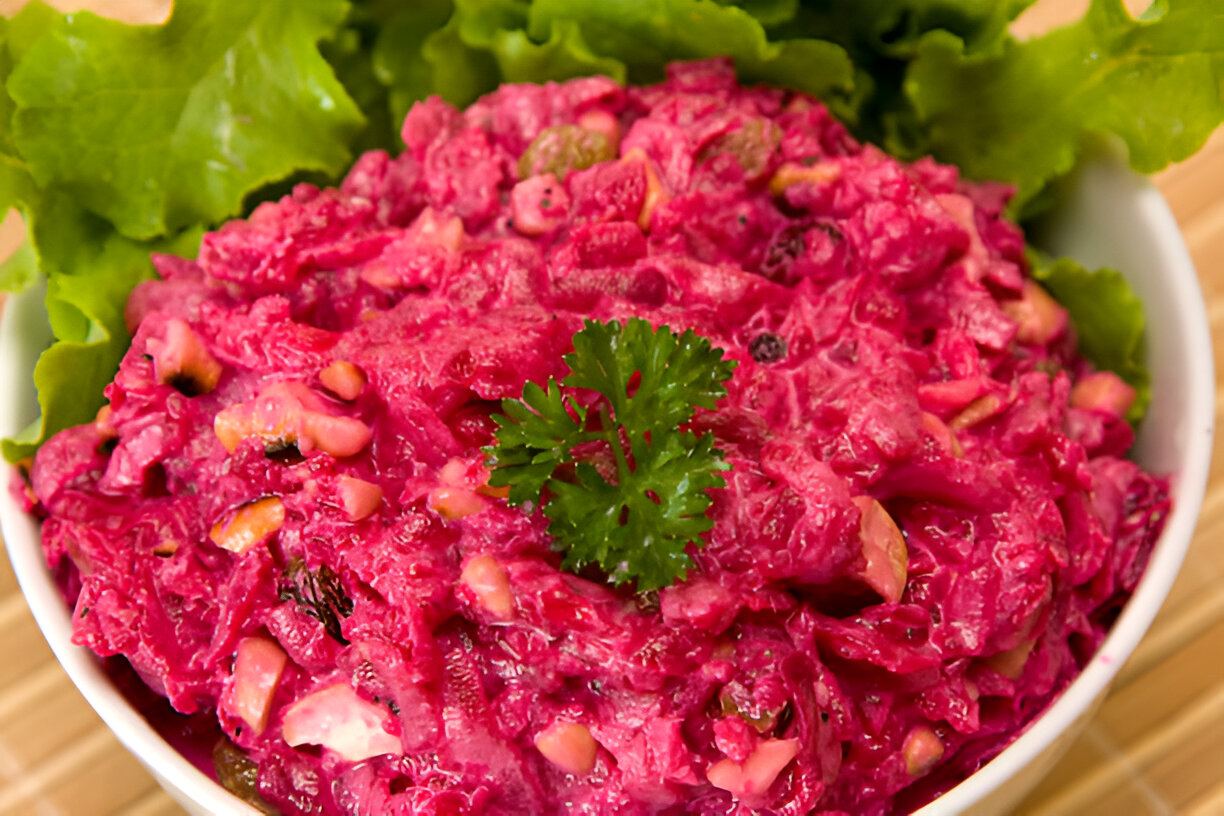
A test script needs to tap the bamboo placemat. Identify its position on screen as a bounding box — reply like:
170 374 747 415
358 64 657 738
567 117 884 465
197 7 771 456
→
0 2 1221 814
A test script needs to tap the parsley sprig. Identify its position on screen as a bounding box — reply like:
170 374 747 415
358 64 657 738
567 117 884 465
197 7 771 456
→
486 318 737 591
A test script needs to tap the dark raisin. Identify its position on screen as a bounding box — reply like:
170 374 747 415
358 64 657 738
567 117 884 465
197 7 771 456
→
279 558 354 644
756 224 808 284
166 372 207 398
265 441 305 465
749 333 787 364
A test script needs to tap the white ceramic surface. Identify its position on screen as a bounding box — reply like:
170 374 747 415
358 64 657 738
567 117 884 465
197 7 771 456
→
0 156 1214 815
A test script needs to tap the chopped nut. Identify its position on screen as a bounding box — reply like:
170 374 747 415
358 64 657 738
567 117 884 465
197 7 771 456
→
459 554 513 620
214 382 371 459
1003 280 1068 344
210 497 285 554
984 638 1037 680
1071 371 1135 418
622 148 670 230
152 540 180 557
851 496 908 603
410 206 465 251
147 318 223 396
769 161 841 195
949 393 1003 432
920 411 963 458
535 721 598 775
94 405 118 440
319 361 367 401
428 486 484 520
903 726 945 776
337 475 382 521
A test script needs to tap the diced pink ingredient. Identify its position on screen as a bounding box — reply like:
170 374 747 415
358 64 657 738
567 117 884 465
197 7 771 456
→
706 738 800 804
712 716 757 764
1003 280 1068 344
903 726 945 776
409 206 465 251
577 109 622 152
428 486 484 520
337 475 382 521
534 721 598 775
511 174 570 236
146 317 223 394
458 554 514 620
282 683 402 763
319 360 367 401
209 497 285 555
851 496 908 603
917 377 981 415
659 577 738 631
1071 371 1136 418
230 636 288 734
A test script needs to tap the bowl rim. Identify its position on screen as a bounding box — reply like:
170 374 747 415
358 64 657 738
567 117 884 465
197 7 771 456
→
0 158 1214 816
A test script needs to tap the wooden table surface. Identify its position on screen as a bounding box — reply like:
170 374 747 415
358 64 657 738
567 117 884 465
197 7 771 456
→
0 1 1221 814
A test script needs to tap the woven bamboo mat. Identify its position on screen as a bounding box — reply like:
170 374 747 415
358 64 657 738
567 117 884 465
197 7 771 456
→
0 1 1221 814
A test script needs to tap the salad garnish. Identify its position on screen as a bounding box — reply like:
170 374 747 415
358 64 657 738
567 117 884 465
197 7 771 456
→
486 318 736 590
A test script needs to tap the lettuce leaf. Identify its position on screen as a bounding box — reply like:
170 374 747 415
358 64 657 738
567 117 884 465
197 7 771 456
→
1030 254 1150 424
369 0 854 120
525 0 853 102
8 0 364 240
904 0 1224 210
1 198 202 461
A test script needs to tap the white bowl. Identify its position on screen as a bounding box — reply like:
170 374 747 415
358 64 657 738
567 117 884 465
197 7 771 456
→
0 155 1214 815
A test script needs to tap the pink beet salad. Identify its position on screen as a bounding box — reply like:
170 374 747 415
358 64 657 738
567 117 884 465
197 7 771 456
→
25 60 1169 814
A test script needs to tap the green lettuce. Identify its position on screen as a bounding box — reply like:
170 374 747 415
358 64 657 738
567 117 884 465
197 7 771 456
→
1 0 1221 460
1 207 202 462
1031 254 1151 424
8 0 364 240
904 0 1224 211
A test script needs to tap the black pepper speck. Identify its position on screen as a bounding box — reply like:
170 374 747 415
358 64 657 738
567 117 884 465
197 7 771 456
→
749 333 787 364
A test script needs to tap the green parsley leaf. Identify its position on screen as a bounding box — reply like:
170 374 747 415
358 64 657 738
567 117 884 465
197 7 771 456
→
486 318 737 591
